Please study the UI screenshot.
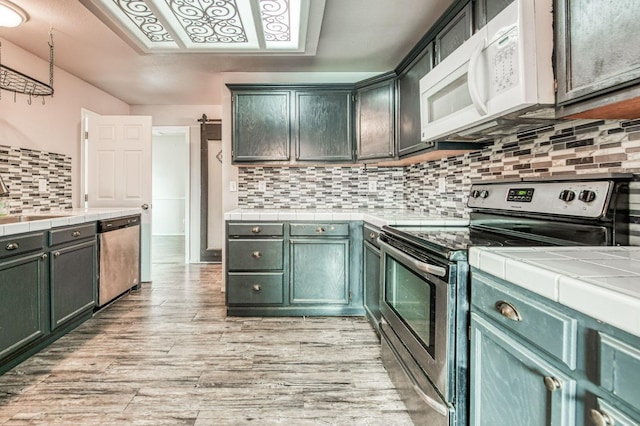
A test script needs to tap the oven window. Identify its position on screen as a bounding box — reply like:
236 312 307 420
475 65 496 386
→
385 256 436 356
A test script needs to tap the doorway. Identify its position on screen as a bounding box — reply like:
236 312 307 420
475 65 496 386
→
151 126 190 264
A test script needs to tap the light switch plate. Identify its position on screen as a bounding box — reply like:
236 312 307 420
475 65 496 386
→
258 181 267 192
438 177 446 193
229 181 237 192
368 180 377 192
38 179 47 192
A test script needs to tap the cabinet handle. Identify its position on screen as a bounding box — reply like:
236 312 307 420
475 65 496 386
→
54 251 61 257
5 242 19 250
252 284 261 292
252 251 261 259
316 227 326 234
543 376 562 392
369 232 376 240
251 226 261 234
589 409 614 426
495 301 522 321
72 231 81 237
41 253 48 260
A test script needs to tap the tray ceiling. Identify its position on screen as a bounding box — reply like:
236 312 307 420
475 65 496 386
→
80 0 318 53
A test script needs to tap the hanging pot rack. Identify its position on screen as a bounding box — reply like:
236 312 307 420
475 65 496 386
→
0 30 54 104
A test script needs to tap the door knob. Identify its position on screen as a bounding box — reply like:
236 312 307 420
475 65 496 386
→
141 203 149 210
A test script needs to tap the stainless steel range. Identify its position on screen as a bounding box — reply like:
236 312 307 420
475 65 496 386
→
378 174 634 426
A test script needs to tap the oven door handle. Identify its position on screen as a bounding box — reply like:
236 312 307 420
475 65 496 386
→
378 237 447 278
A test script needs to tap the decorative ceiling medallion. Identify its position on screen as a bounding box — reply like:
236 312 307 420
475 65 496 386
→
81 0 319 53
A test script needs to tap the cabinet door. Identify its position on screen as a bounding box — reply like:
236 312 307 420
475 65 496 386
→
397 44 433 157
556 0 640 105
363 240 381 331
434 2 472 64
356 79 395 161
50 240 97 330
290 239 349 304
474 0 514 29
0 253 47 360
470 313 576 426
295 90 353 161
232 91 291 162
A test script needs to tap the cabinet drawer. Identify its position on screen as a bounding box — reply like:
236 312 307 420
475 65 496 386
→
472 272 578 368
228 223 283 237
599 332 640 410
228 240 283 271
49 223 96 246
227 273 284 305
290 223 349 237
0 233 44 259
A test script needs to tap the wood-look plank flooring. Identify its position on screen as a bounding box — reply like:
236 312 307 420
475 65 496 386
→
0 262 413 425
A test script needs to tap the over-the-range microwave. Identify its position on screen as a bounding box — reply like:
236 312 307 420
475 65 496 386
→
419 0 555 143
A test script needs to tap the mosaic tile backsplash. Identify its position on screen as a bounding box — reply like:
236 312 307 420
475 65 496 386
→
237 119 640 244
0 145 73 214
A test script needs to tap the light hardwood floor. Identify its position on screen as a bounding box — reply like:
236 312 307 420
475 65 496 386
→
0 262 413 425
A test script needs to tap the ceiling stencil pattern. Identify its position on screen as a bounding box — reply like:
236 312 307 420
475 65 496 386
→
114 0 173 42
166 0 248 44
84 0 309 52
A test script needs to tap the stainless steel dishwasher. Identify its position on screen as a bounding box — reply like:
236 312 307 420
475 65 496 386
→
97 215 141 307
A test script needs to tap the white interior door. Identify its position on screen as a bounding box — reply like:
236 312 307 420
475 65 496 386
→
85 112 153 282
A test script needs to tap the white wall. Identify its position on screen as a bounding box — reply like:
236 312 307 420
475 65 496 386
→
0 39 130 207
152 132 187 236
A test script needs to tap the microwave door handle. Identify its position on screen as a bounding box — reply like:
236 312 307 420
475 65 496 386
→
468 39 488 116
378 237 447 278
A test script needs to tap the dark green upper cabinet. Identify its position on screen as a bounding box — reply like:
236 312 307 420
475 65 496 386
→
397 44 433 157
434 2 472 65
555 0 640 113
232 90 291 162
474 0 514 30
295 89 353 162
356 76 395 161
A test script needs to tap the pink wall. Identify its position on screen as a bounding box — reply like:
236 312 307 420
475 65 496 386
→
0 39 130 207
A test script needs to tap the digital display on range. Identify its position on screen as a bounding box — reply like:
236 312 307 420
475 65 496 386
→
507 188 534 202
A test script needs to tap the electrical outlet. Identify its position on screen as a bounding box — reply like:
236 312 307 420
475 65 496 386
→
368 180 377 192
258 181 267 192
438 177 446 193
38 179 47 192
229 181 237 192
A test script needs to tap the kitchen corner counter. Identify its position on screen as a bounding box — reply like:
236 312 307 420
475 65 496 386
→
224 208 469 228
0 208 142 237
469 246 640 338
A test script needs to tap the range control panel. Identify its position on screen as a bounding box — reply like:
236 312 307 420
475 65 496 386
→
467 180 613 218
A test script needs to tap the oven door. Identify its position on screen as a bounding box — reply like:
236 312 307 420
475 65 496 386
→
378 237 453 400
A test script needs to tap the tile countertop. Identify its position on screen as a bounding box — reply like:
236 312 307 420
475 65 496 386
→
224 209 469 228
0 208 143 237
469 246 640 338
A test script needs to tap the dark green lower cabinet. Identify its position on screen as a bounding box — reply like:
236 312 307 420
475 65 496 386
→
225 221 363 316
290 239 349 304
470 313 577 425
50 240 97 330
0 252 47 362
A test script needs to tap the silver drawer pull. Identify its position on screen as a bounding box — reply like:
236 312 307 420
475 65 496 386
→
589 409 614 426
369 232 376 240
543 376 561 392
252 284 261 292
495 301 522 321
41 253 48 260
72 231 81 237
251 226 261 234
5 242 19 250
54 251 61 258
316 227 326 234
252 251 261 259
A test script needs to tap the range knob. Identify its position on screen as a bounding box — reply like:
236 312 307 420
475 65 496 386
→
479 190 489 199
579 190 597 203
470 189 481 198
559 190 575 202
